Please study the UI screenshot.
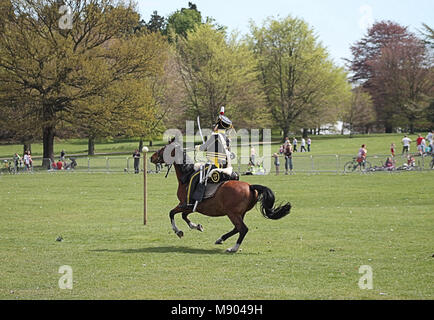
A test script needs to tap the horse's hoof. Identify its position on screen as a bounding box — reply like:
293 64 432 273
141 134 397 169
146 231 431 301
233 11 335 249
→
176 230 184 238
215 238 223 245
197 224 204 232
225 244 240 253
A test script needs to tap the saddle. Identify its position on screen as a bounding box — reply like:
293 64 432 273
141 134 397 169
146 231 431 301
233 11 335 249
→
185 164 239 206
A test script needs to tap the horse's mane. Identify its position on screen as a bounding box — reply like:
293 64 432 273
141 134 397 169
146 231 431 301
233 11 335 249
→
171 142 195 178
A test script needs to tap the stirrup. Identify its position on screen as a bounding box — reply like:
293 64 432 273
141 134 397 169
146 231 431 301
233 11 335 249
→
192 200 199 212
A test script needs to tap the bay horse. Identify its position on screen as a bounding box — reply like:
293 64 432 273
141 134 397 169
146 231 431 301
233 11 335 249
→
150 139 291 253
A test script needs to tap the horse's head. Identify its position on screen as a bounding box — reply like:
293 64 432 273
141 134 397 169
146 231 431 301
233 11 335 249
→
150 137 188 165
150 144 166 165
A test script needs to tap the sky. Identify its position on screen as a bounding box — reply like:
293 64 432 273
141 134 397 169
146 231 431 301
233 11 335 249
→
136 0 434 67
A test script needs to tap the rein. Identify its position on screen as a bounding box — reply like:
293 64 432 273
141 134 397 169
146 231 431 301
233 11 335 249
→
165 164 172 178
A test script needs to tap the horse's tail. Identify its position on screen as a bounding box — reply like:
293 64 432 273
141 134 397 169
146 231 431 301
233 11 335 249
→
250 185 291 220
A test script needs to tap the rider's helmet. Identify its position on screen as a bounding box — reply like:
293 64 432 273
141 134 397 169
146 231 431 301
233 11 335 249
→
215 107 232 130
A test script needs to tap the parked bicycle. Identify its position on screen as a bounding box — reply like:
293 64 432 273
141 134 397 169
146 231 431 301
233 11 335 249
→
343 157 372 173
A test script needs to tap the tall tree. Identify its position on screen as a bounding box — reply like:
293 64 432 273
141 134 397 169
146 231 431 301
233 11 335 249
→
166 2 202 41
347 21 420 132
369 36 433 133
145 10 166 33
420 23 434 49
0 0 166 166
175 24 265 129
342 87 376 136
249 16 351 139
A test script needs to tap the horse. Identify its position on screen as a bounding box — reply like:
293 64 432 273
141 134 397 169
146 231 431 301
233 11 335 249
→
150 139 292 253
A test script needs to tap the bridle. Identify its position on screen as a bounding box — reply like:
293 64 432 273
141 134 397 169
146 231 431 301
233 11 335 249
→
152 141 194 179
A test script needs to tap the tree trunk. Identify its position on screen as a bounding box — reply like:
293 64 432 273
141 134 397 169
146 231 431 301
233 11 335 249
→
23 143 31 155
88 136 95 156
409 118 415 134
138 138 143 151
42 126 55 168
385 123 393 133
302 128 308 138
282 127 290 142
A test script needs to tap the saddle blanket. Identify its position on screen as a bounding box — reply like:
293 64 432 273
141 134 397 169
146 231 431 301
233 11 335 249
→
203 181 225 199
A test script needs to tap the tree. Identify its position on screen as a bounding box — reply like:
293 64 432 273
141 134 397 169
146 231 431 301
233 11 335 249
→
166 2 202 40
369 36 433 133
175 24 265 129
420 23 434 49
347 21 422 132
342 87 376 136
249 16 351 139
145 10 166 33
0 0 167 166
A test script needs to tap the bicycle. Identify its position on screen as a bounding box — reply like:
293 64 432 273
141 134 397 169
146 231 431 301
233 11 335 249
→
343 157 372 173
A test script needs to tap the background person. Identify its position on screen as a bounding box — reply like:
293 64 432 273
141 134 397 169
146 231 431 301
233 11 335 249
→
23 151 31 171
284 143 293 175
292 137 298 152
13 153 21 172
250 146 256 166
401 135 412 155
426 130 433 145
56 159 63 170
416 134 424 155
300 138 307 152
133 149 140 174
273 153 280 175
357 144 367 170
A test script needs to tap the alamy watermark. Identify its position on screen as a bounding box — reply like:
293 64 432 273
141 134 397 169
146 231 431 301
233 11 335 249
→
162 121 272 173
59 5 73 30
358 265 373 290
58 265 73 290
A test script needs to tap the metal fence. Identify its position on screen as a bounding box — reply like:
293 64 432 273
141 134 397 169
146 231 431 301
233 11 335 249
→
1 152 433 175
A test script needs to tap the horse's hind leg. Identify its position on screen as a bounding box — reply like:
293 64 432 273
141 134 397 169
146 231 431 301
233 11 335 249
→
182 212 204 232
215 227 238 245
169 206 184 238
225 214 248 253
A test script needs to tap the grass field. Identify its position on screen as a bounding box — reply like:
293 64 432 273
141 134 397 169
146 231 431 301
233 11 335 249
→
1 170 433 300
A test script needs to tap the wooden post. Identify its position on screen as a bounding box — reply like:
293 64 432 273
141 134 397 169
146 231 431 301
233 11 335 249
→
142 146 149 225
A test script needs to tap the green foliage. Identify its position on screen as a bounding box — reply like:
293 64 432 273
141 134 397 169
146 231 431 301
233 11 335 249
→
249 16 351 137
342 87 376 135
166 2 202 40
0 0 168 161
176 24 265 128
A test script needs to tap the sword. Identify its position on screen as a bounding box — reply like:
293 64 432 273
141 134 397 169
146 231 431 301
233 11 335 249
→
192 164 204 212
197 116 205 144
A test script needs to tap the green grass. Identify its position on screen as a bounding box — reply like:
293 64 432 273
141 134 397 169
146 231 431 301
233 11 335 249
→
0 171 433 299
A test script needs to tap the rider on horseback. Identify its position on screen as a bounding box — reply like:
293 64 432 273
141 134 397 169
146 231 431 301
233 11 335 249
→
191 107 238 211
197 107 233 172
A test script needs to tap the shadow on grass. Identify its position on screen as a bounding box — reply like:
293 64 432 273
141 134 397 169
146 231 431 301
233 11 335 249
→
91 245 225 255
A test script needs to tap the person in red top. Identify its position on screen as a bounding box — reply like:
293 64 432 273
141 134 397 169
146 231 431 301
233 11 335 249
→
416 134 424 155
390 143 396 157
56 160 63 170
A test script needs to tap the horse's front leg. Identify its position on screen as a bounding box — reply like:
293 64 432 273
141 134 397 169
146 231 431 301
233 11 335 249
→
169 206 184 238
182 212 204 232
